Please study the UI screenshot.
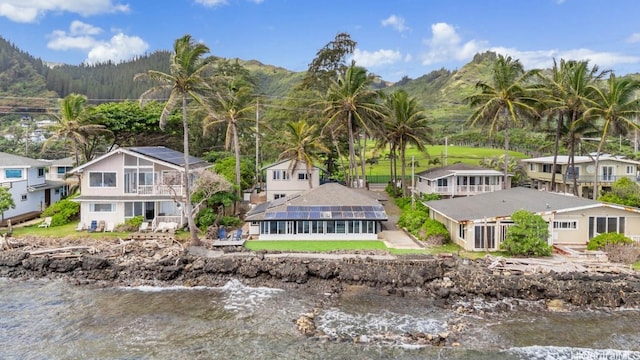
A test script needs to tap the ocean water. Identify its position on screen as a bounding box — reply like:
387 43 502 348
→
1 277 639 360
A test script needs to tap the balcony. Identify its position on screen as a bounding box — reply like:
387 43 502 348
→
125 184 183 196
433 184 501 196
563 174 639 184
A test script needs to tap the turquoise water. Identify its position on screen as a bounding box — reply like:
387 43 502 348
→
1 278 639 359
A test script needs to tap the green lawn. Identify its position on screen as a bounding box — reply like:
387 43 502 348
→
244 240 389 252
10 221 139 240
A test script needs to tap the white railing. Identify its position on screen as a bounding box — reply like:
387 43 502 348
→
125 184 183 196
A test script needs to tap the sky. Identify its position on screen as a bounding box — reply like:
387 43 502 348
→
1 0 640 82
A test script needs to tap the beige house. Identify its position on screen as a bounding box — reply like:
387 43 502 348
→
246 183 387 240
70 146 210 230
263 159 324 202
521 154 640 198
425 187 640 251
415 163 504 198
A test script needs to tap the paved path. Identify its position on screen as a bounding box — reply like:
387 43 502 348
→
372 188 425 250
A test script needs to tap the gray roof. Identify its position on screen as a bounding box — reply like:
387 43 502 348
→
246 183 388 221
129 147 209 168
0 152 49 167
521 154 640 165
416 163 502 180
50 156 76 167
425 187 605 222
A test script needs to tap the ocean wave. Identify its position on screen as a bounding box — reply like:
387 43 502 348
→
507 345 640 360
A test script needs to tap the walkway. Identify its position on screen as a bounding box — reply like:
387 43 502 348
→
373 187 425 250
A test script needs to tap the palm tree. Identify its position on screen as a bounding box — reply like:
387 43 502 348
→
44 93 110 164
322 64 383 188
466 55 540 189
202 76 255 206
277 120 330 188
585 74 640 199
135 34 214 246
382 89 433 197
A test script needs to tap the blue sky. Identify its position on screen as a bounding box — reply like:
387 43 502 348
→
1 0 640 82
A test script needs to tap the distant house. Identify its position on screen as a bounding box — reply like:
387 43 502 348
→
70 146 211 230
425 187 640 251
245 183 387 240
263 159 325 202
0 152 66 224
45 156 76 197
415 163 504 198
521 154 640 198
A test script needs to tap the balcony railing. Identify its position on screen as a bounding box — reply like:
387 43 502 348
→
125 184 183 196
432 184 501 195
563 174 639 184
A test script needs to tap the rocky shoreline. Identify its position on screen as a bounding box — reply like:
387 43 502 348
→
1 245 639 309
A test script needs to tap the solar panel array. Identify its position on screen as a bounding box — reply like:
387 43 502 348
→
263 205 387 220
130 147 204 167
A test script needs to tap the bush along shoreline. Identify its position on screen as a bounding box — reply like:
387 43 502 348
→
1 247 639 310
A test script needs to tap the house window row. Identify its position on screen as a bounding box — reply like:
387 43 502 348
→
272 170 290 181
588 216 625 239
553 220 577 229
90 203 115 212
259 220 377 235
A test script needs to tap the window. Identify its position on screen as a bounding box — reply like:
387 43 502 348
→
311 220 324 234
37 168 45 178
542 164 553 173
553 221 577 229
348 221 360 233
274 193 286 200
89 172 116 187
5 169 22 179
437 178 448 187
272 170 290 180
529 163 536 171
297 221 311 234
474 225 496 249
627 165 635 174
20 193 27 201
298 173 309 180
567 166 579 180
589 216 625 239
90 203 114 212
458 223 466 240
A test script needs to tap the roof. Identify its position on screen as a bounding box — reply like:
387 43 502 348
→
71 146 210 173
27 180 67 192
262 158 327 172
0 152 49 167
521 154 640 165
416 163 503 180
49 156 76 167
424 187 637 222
245 182 388 221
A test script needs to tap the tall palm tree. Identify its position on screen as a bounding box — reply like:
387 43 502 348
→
585 74 640 199
135 34 214 246
382 89 433 197
202 76 255 205
44 93 110 164
277 120 330 188
466 55 540 189
322 64 383 188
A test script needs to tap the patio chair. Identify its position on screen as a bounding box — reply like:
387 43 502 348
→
139 222 149 233
38 217 52 228
75 222 84 231
218 226 226 240
88 220 98 232
96 220 105 232
232 228 243 241
105 222 115 232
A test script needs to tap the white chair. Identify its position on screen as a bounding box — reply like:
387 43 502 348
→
139 222 149 233
38 217 52 228
75 222 84 231
105 222 115 232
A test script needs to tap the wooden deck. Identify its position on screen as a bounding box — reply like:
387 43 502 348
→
212 239 246 247
1 211 42 227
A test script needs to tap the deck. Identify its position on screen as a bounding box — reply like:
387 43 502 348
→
212 239 246 247
1 211 42 227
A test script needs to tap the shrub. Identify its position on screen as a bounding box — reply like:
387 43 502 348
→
587 232 632 250
220 216 242 227
116 215 144 232
501 210 552 257
385 183 402 198
41 198 79 227
398 208 429 234
196 208 216 229
602 243 640 264
419 218 450 245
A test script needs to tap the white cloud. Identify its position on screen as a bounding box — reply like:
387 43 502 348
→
381 15 408 32
86 33 149 64
626 33 640 43
194 0 229 7
47 22 148 64
421 22 488 65
490 46 640 70
0 0 129 23
351 48 403 67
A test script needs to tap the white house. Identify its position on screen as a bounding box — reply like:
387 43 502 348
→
70 146 211 230
0 152 66 224
425 187 640 251
521 154 640 198
246 183 387 240
263 159 324 201
415 163 504 198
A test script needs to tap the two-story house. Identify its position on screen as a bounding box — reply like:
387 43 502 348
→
521 154 640 198
263 159 325 202
414 163 504 198
0 152 66 224
70 146 211 230
45 156 76 198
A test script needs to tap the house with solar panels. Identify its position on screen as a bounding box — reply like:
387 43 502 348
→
1 152 67 225
70 146 211 230
262 159 325 201
245 182 388 240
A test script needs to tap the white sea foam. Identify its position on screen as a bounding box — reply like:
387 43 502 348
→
507 345 640 360
217 279 283 312
315 307 447 339
118 285 212 292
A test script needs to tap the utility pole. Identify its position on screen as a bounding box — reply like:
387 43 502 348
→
255 97 260 191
